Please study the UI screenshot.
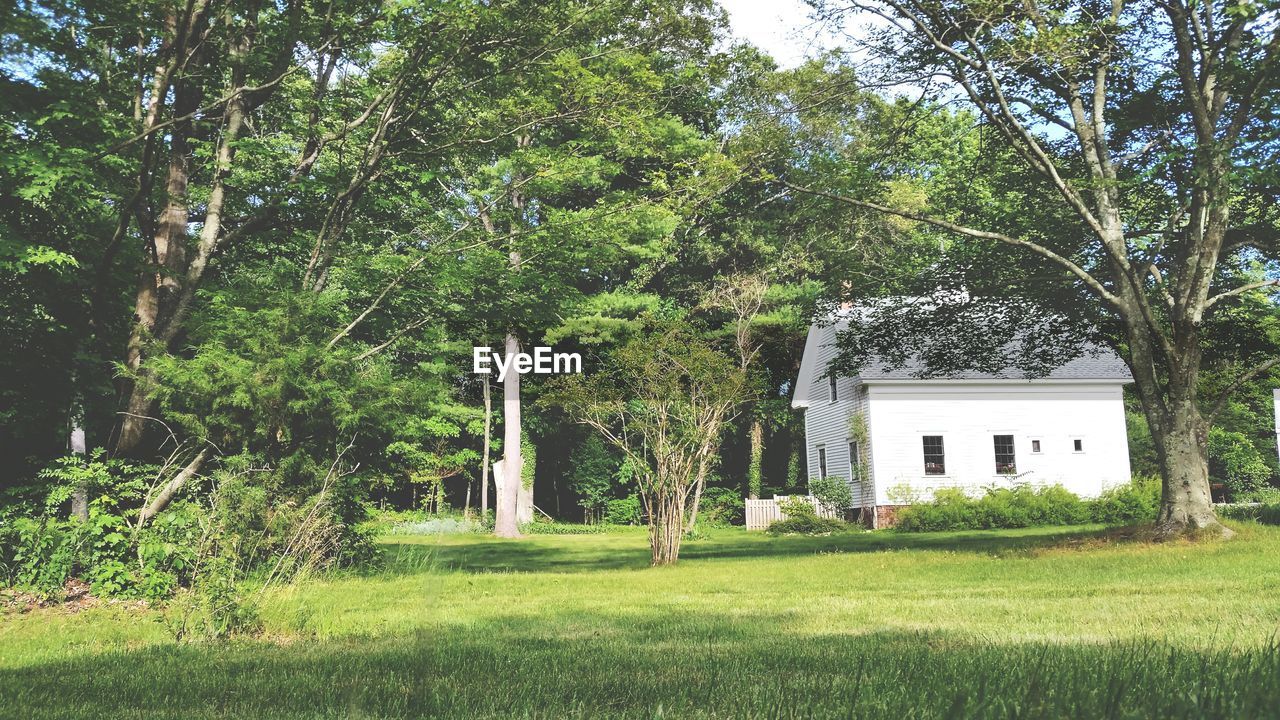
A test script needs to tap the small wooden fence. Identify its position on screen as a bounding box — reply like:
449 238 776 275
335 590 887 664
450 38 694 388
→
744 495 838 530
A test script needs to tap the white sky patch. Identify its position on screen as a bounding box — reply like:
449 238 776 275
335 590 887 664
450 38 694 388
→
718 0 843 68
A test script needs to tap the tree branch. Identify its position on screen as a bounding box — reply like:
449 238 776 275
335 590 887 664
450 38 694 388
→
1205 278 1280 309
1207 356 1280 423
782 181 1123 307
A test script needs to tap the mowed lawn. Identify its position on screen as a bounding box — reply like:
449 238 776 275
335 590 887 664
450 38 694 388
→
3 524 1280 719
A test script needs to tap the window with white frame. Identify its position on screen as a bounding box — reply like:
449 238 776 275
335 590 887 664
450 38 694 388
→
1072 437 1085 453
1030 438 1043 454
993 434 1016 474
848 439 860 478
817 446 828 478
922 435 945 475
828 375 838 403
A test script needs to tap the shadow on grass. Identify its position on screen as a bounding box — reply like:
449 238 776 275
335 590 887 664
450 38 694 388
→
2 604 1276 720
379 525 1136 576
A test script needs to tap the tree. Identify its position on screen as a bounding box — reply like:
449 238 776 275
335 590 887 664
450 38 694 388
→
551 316 747 564
435 0 730 536
567 435 621 523
799 0 1280 537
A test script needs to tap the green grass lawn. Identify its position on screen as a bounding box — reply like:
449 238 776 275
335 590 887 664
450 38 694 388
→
4 524 1280 719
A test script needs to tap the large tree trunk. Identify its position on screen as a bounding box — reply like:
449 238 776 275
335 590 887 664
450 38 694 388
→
1151 391 1230 539
494 333 522 538
747 418 764 499
115 74 197 455
481 374 491 516
1121 304 1231 539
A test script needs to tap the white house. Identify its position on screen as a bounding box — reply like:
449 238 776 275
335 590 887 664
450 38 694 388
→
791 311 1134 527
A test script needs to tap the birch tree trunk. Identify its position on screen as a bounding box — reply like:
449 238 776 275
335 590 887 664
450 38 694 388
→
495 332 522 538
481 374 491 517
69 403 88 522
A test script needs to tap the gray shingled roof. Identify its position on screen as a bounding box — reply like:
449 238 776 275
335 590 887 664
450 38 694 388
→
854 347 1133 380
815 317 1133 382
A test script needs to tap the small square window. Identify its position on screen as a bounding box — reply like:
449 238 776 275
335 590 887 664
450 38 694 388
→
1073 438 1084 452
1031 439 1042 454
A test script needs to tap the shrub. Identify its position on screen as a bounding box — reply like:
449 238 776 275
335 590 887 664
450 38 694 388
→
767 498 847 535
0 517 81 597
1208 428 1273 498
897 482 1114 532
895 488 980 532
524 521 614 535
1090 475 1160 525
604 494 642 525
383 516 484 535
809 476 854 516
699 486 744 526
1218 502 1280 525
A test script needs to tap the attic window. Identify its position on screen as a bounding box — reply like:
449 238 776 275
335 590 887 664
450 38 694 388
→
828 375 838 403
922 435 945 475
993 435 1016 475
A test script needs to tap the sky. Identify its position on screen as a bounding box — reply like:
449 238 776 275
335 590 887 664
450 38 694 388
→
717 0 845 68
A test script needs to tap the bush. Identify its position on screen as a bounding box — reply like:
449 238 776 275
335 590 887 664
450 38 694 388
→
604 494 642 525
1208 428 1274 498
1218 501 1280 525
383 517 485 535
524 521 615 535
895 488 982 532
0 517 81 597
699 486 744 526
1090 475 1160 525
896 481 1142 532
809 476 854 516
767 498 847 535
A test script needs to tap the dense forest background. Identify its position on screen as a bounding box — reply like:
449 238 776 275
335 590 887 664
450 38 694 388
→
2 0 1277 567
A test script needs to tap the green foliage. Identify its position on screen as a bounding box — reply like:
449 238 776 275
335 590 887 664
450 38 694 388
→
549 314 749 562
567 435 620 522
809 476 855 515
1124 409 1160 477
165 556 262 642
1218 503 1280 525
521 431 537 490
523 520 615 535
1089 476 1162 526
604 495 643 525
766 497 847 535
699 486 745 527
37 449 151 513
896 484 1104 532
1208 428 1274 497
0 517 80 596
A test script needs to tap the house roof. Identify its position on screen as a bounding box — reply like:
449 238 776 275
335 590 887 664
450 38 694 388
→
792 314 1133 409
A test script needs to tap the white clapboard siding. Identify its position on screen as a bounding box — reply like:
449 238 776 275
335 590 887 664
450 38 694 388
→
745 495 838 531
